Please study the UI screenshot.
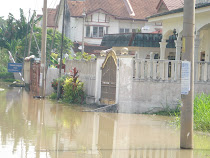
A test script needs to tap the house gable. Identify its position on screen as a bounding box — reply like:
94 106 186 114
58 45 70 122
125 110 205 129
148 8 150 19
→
156 1 169 14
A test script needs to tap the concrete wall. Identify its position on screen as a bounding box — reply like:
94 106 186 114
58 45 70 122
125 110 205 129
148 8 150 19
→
45 68 64 96
65 59 97 103
64 52 210 113
23 61 30 84
117 56 210 113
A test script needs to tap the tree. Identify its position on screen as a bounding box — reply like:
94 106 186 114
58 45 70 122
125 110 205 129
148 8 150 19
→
0 9 73 71
19 27 73 63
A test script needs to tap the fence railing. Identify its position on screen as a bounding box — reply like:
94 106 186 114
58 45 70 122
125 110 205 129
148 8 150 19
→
133 59 210 83
195 61 210 82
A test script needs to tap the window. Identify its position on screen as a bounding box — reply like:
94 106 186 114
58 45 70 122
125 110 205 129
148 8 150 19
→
93 26 104 38
125 28 129 33
119 28 124 33
119 28 130 33
93 27 98 37
106 27 109 34
99 27 103 37
86 26 90 37
132 29 136 33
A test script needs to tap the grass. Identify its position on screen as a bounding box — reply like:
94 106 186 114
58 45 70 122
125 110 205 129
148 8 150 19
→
193 93 210 131
153 93 210 132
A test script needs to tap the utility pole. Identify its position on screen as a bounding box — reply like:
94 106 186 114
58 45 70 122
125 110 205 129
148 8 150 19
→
82 11 86 54
40 0 47 97
28 11 35 57
57 0 66 99
180 0 195 149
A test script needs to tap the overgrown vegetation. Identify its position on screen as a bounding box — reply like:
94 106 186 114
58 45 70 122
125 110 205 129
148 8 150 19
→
154 94 210 132
69 52 95 61
51 68 85 104
192 93 210 131
51 75 68 95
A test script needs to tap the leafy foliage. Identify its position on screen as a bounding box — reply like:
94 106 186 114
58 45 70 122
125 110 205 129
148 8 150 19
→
173 93 210 132
0 9 73 73
63 68 85 104
51 75 68 95
69 52 95 61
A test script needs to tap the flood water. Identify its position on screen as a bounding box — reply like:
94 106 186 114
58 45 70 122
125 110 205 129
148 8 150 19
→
0 83 210 158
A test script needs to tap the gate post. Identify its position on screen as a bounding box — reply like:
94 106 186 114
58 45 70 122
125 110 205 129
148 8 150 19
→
117 55 134 113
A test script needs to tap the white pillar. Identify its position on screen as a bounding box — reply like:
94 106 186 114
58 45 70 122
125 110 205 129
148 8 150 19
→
204 31 210 81
194 34 200 82
140 60 145 80
175 39 182 60
159 41 167 60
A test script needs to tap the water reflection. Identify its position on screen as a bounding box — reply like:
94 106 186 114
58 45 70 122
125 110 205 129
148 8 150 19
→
0 85 209 158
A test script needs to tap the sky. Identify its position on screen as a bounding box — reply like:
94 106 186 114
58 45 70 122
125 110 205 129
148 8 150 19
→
0 0 60 19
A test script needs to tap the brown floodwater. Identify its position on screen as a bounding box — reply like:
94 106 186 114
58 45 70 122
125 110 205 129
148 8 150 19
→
0 83 209 158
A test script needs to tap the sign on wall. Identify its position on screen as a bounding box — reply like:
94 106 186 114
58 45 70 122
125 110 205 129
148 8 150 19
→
8 63 23 73
181 61 191 95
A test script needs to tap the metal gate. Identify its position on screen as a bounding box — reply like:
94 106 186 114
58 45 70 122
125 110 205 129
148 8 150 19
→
100 51 117 105
30 62 40 95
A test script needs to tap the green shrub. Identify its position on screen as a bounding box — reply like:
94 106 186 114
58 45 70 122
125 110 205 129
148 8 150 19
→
0 72 14 79
49 92 57 100
194 93 210 131
51 75 68 96
173 93 210 132
63 68 85 104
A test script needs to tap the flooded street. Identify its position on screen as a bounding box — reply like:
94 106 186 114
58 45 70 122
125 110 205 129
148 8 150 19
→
0 83 209 158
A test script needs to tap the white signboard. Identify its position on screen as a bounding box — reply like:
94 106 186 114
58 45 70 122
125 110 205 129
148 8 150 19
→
181 61 191 95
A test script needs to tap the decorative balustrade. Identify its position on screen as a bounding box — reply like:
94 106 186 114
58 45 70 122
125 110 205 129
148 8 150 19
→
133 59 181 82
196 0 210 4
195 61 210 82
133 59 210 83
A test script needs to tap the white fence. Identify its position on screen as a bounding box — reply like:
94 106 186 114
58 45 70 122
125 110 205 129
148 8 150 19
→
195 61 210 82
133 59 210 83
133 59 181 82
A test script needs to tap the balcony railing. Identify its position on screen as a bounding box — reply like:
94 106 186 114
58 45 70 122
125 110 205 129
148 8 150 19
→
133 59 210 83
196 0 210 4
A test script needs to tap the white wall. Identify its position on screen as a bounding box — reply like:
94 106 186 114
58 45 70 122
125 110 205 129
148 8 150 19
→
66 11 154 45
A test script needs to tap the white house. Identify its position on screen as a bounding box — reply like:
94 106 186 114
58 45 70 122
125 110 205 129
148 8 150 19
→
58 0 162 48
148 0 210 82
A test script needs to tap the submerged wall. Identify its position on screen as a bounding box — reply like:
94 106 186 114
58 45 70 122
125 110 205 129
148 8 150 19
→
64 51 210 113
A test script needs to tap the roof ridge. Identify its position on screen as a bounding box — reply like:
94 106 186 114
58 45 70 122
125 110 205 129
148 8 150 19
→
122 0 135 16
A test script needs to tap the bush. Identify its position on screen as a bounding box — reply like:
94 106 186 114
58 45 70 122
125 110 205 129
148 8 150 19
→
194 93 210 131
51 75 68 96
0 72 14 79
49 92 57 100
63 68 85 104
173 93 210 132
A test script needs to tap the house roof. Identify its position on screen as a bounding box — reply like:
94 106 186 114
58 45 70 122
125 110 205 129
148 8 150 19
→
47 8 57 27
148 2 210 19
73 42 109 56
67 0 160 20
101 33 176 48
156 0 184 12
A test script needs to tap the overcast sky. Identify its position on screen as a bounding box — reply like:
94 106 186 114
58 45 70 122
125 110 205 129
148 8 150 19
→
0 0 60 19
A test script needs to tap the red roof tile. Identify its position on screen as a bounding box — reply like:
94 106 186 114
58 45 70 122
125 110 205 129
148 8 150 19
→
67 0 160 20
47 8 57 27
157 0 184 12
